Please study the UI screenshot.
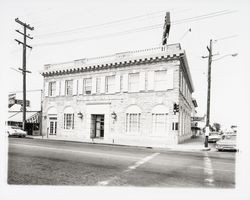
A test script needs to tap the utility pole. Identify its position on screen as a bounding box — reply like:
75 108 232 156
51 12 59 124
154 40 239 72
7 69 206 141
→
203 39 213 149
15 18 34 131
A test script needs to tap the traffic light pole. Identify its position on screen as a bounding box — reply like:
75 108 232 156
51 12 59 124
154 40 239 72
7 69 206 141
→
15 18 34 131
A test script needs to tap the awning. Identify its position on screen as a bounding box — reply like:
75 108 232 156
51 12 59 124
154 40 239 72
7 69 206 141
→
8 111 41 123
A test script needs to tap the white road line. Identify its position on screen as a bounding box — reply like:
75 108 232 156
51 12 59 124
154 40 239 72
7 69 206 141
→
9 143 141 160
97 152 160 186
126 152 160 171
203 152 215 187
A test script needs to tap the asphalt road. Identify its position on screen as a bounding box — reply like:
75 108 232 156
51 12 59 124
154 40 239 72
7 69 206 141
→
8 137 236 187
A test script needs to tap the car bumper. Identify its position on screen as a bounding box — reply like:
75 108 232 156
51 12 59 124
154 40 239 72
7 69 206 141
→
216 145 237 151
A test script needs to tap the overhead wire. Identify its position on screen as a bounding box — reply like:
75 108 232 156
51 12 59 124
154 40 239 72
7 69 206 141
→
32 10 237 47
35 9 232 39
34 10 168 38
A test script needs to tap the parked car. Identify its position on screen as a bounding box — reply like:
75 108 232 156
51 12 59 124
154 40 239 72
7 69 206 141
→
5 126 27 137
216 134 237 151
208 132 221 143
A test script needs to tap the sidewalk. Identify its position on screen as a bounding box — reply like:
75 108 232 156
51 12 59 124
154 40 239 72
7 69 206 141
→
26 134 215 152
165 135 215 152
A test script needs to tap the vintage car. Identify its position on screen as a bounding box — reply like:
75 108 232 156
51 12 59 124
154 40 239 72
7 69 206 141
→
208 132 221 143
216 134 237 151
5 126 27 137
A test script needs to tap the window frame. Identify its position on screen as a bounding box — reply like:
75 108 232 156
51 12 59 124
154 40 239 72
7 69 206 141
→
48 81 56 97
83 78 92 95
154 70 167 91
152 113 168 135
63 113 74 130
65 80 73 96
105 75 115 93
128 73 139 93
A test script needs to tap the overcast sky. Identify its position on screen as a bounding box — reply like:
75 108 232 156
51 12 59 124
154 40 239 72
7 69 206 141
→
1 0 250 128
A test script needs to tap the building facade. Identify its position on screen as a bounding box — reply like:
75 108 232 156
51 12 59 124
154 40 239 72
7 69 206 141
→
41 44 194 147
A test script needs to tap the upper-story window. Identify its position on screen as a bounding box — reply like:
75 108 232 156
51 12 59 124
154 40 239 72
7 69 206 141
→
120 75 123 91
84 78 92 95
48 81 56 97
65 80 73 96
96 77 101 94
106 75 115 93
154 70 167 91
128 73 139 92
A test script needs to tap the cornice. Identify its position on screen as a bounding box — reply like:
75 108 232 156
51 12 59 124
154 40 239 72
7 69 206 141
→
41 52 183 77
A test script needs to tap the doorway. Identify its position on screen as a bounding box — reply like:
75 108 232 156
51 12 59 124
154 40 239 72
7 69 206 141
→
49 116 57 135
90 115 104 138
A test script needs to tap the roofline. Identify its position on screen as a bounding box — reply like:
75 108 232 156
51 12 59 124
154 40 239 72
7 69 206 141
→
181 51 195 93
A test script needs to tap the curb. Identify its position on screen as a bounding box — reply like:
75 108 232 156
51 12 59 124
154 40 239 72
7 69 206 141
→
25 136 214 153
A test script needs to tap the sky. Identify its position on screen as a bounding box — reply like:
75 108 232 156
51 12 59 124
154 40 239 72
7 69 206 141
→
0 0 250 199
1 0 249 130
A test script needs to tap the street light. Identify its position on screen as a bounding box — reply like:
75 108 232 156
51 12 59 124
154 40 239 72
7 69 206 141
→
212 53 238 61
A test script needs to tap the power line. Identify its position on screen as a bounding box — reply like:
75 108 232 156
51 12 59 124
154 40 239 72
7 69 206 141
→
32 10 237 47
35 9 232 39
34 10 168 38
214 34 238 42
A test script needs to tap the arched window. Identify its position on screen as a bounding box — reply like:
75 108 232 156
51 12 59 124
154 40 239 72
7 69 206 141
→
151 105 169 135
125 105 141 133
63 106 74 130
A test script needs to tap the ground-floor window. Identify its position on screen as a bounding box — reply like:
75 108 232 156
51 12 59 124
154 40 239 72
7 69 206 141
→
152 113 167 134
126 113 141 133
64 113 74 129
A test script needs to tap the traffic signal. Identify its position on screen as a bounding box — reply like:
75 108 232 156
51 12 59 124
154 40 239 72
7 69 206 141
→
173 103 179 114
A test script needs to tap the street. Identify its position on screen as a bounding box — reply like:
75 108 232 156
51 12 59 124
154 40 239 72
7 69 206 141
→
8 138 235 187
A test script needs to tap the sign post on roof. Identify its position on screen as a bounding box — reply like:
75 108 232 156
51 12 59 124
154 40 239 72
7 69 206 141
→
162 12 171 46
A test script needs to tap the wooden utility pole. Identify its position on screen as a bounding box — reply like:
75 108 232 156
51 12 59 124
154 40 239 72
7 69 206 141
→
203 39 213 148
206 39 213 128
15 18 34 131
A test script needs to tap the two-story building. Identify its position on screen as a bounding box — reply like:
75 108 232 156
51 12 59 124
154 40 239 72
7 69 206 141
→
41 43 194 148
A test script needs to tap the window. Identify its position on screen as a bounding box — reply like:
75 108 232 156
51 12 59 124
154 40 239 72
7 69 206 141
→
126 113 141 133
106 75 115 93
172 122 178 130
65 80 73 96
64 113 74 129
96 77 101 94
84 78 92 94
48 81 56 97
154 70 167 91
120 75 123 91
128 73 139 92
152 113 167 134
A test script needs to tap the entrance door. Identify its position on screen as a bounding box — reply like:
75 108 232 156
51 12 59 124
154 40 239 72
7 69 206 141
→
49 117 57 135
91 115 104 138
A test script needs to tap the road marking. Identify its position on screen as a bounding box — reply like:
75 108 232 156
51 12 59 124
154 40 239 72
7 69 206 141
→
97 152 160 186
203 152 215 187
125 152 160 172
9 143 141 160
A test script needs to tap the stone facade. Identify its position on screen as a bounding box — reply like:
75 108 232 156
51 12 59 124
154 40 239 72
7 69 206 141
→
41 44 194 148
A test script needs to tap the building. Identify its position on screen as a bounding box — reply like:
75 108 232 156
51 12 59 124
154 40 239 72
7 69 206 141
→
7 90 42 135
41 43 194 148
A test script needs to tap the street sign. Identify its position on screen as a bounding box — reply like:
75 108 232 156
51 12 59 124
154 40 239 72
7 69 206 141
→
15 99 30 107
